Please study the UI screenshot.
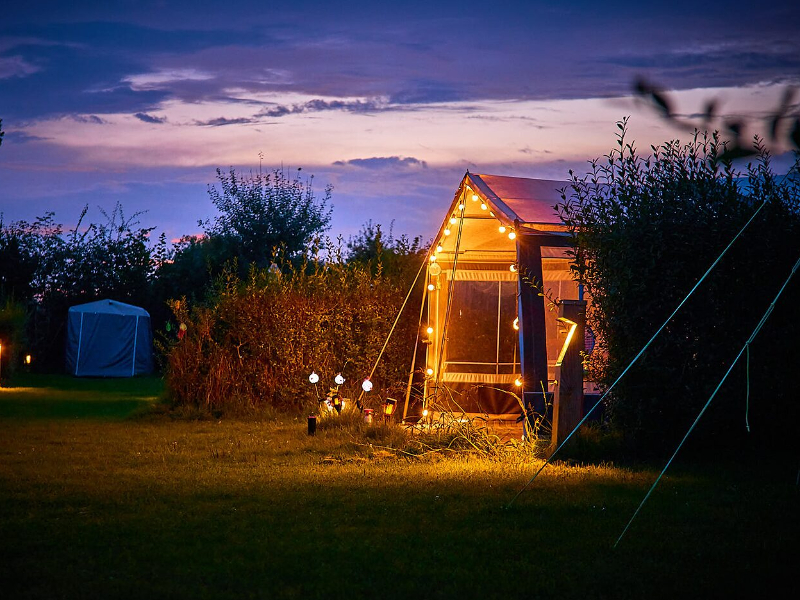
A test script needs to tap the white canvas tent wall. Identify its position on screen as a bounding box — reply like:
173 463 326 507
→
66 300 154 377
409 172 589 420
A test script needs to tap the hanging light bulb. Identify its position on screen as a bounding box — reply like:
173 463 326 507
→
480 203 488 211
498 226 506 234
458 203 465 210
334 373 345 385
426 326 434 335
449 217 457 225
436 244 443 253
444 228 451 236
309 372 319 384
472 194 479 202
429 254 437 262
427 283 435 291
422 408 429 417
514 377 522 387
426 368 433 376
361 379 373 392
509 264 517 273
489 211 495 217
508 231 517 240
513 317 519 331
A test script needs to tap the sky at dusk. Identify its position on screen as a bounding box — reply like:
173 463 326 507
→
1 0 799 243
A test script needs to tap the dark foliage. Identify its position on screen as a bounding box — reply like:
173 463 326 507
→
558 119 800 455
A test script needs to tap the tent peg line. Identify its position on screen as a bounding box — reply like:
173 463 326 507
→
614 253 800 548
507 198 767 508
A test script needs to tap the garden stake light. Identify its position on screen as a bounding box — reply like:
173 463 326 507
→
307 415 316 436
383 398 397 422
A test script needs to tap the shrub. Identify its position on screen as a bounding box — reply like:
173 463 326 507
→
164 247 422 415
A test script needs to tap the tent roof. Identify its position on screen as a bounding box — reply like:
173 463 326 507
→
68 299 150 317
469 173 565 225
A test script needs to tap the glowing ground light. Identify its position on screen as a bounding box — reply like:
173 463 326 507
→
309 372 320 384
334 373 345 385
361 379 373 392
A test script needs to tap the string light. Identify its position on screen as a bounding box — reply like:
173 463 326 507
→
426 326 434 335
334 373 345 385
427 283 435 291
508 231 516 240
509 264 517 273
514 377 522 387
498 226 506 234
429 254 437 262
449 217 457 225
458 203 465 210
361 379 373 392
480 203 487 210
444 228 451 236
309 372 319 384
513 317 519 331
472 194 479 202
426 368 433 376
422 409 429 417
436 245 443 253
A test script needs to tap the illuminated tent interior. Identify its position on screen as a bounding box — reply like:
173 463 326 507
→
405 172 591 421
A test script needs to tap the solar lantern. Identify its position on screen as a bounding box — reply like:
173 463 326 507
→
361 378 373 392
383 398 397 419
334 373 345 385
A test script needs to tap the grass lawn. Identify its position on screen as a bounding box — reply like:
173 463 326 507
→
0 375 797 599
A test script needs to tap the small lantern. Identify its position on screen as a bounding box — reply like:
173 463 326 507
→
309 372 319 384
383 398 397 417
361 379 373 392
514 377 523 387
25 355 32 365
427 283 435 291
363 408 373 424
426 368 433 376
334 373 345 385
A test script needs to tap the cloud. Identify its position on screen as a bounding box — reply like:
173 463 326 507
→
71 114 106 124
194 116 258 127
258 98 387 118
0 55 40 78
333 156 428 169
134 112 167 124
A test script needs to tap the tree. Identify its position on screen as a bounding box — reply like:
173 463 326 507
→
557 119 800 454
205 167 332 270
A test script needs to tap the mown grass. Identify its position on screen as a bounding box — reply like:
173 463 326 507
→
0 375 797 599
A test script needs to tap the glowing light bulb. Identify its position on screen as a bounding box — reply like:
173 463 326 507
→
426 326 434 335
422 409 429 417
429 254 437 262
508 231 516 240
444 228 451 236
513 317 519 331
449 217 457 225
514 378 522 387
426 368 433 376
481 203 488 211
334 373 345 385
459 203 465 210
489 211 495 217
429 263 442 276
499 226 506 234
427 283 435 291
436 245 443 253
309 372 319 384
509 264 517 273
472 194 479 202
361 379 373 392
25 355 32 364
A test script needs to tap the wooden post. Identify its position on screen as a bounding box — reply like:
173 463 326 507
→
550 300 586 455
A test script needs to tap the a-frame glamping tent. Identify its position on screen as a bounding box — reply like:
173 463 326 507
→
66 300 154 377
408 172 592 421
